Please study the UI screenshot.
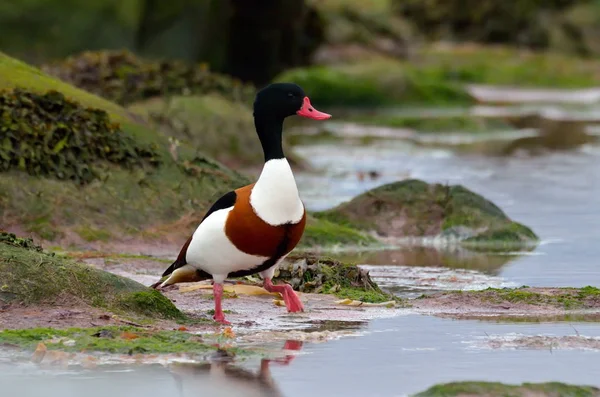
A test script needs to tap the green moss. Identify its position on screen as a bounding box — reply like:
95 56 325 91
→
42 50 255 106
0 51 131 121
414 381 600 397
0 326 218 354
0 88 160 184
116 291 184 321
453 286 600 310
0 237 183 320
300 216 377 249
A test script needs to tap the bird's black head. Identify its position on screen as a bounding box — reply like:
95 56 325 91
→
253 83 331 121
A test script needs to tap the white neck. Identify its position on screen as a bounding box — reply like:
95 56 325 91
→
250 158 304 226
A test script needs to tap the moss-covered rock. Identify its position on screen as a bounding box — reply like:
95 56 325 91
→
273 255 396 303
0 88 160 184
414 381 600 397
0 232 183 320
42 50 255 106
314 179 538 247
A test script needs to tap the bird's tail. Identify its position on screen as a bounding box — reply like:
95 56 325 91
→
151 261 211 290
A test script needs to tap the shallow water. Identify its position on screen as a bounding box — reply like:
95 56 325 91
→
294 138 600 288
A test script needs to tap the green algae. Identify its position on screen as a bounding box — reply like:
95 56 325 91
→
115 291 184 321
0 326 216 354
414 381 600 397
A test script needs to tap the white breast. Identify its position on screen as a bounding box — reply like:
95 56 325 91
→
249 158 304 226
185 207 269 283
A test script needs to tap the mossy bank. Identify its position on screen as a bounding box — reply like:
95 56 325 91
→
0 232 183 321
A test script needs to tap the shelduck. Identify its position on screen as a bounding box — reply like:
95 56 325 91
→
152 83 331 324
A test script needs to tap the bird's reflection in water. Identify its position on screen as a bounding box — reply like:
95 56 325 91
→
169 340 303 397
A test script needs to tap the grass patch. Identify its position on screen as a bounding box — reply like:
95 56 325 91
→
0 234 184 320
414 381 600 397
0 326 217 354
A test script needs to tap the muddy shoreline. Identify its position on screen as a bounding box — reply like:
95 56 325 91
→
2 243 599 334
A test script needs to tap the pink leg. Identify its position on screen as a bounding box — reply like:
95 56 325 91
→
212 283 231 325
263 278 304 313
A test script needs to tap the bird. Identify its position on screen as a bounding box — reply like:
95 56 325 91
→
151 83 331 324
